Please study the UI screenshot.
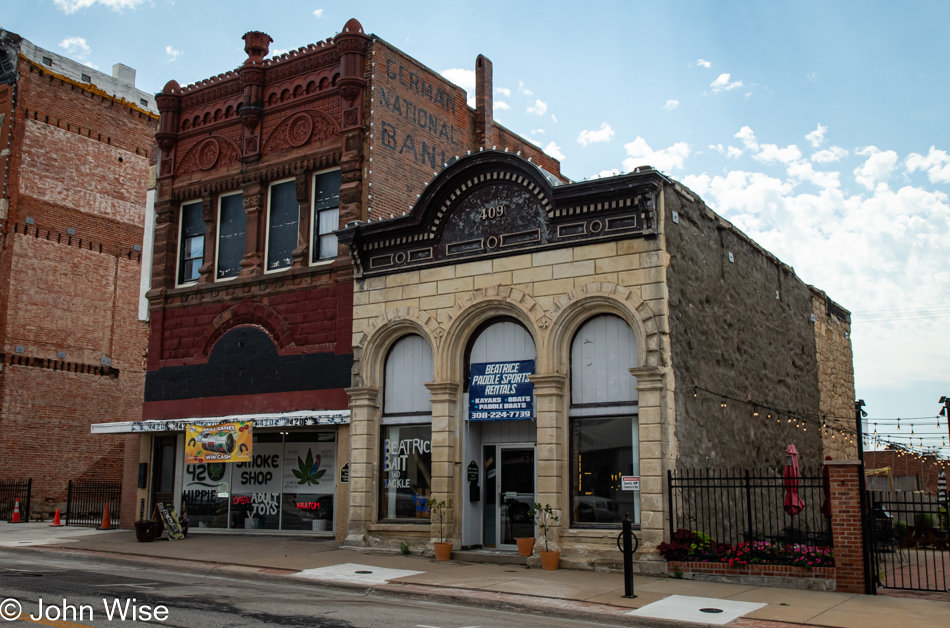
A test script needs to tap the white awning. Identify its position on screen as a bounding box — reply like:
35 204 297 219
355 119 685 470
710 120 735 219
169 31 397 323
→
90 409 350 434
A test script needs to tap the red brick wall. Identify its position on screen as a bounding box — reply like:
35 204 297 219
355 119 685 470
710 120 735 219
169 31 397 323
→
865 449 947 497
827 462 867 594
154 280 353 366
0 55 154 520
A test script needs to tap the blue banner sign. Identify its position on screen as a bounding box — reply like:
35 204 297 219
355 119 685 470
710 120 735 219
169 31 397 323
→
469 360 534 421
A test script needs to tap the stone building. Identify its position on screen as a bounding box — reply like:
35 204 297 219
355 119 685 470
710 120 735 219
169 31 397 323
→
339 148 855 570
91 20 560 538
0 29 158 518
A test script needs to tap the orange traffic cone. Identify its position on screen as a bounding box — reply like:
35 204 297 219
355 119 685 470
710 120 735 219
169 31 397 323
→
11 499 20 523
49 508 63 527
97 502 111 530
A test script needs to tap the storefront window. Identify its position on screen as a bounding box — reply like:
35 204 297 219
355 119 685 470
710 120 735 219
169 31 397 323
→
180 430 336 531
379 424 432 520
571 416 639 525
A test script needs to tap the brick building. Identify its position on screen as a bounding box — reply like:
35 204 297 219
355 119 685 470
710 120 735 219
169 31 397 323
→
0 29 158 519
90 19 559 538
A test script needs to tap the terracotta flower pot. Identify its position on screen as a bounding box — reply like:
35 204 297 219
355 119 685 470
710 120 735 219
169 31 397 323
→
516 537 536 556
539 550 560 570
433 542 453 561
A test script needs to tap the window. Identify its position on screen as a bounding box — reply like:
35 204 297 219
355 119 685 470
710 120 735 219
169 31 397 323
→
570 315 640 526
81 73 91 83
216 192 246 280
265 179 299 272
380 335 434 521
140 98 148 107
178 201 205 285
42 56 52 67
312 169 341 263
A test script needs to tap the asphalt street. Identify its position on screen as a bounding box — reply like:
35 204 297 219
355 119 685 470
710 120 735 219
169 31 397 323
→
0 550 629 628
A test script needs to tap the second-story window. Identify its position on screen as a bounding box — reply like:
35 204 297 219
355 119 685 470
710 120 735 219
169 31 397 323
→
216 192 246 280
178 201 205 285
312 169 341 263
266 179 299 272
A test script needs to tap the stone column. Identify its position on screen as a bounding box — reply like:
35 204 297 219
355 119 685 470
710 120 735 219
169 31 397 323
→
197 193 216 283
630 366 667 550
826 460 867 594
529 373 567 549
292 172 310 268
344 386 380 546
425 381 460 545
239 181 263 277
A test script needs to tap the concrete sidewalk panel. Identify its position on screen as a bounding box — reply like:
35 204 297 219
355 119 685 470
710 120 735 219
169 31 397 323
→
626 595 767 625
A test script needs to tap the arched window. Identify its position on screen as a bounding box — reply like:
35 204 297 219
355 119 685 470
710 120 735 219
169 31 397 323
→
570 315 640 526
379 335 433 521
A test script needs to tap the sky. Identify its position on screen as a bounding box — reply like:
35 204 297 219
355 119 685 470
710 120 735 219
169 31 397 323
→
5 0 948 458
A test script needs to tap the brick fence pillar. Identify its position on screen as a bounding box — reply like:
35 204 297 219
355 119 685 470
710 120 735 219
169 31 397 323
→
826 460 867 594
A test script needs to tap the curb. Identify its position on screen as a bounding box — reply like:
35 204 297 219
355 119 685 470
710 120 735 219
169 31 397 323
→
3 544 736 628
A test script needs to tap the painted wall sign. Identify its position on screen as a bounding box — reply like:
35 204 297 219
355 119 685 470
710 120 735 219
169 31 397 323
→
467 460 479 482
185 421 252 463
469 360 534 421
340 462 350 483
621 476 640 491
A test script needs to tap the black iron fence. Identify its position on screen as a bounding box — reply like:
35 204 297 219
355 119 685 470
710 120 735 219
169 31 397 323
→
668 468 832 549
870 490 949 592
65 481 121 528
0 479 31 521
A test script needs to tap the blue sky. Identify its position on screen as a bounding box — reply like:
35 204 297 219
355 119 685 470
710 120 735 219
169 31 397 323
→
6 0 949 458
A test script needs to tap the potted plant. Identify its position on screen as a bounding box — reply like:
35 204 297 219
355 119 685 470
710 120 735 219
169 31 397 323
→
508 498 535 556
427 497 453 561
530 502 560 569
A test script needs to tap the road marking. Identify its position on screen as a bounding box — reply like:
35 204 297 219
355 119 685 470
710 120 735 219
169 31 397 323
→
416 625 481 628
18 615 95 628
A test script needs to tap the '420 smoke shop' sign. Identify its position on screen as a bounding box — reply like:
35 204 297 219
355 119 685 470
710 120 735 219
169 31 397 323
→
469 360 534 421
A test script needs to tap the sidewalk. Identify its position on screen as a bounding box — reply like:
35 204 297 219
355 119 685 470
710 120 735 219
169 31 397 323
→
1 523 947 628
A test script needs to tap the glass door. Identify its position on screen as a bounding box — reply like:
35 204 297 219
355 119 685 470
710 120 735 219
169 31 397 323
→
496 446 535 549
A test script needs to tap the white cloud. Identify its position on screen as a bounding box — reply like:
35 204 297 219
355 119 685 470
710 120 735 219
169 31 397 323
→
906 146 950 184
531 129 544 135
165 45 182 62
806 72 818 82
495 87 511 97
518 81 533 96
527 99 548 116
811 146 849 164
854 146 898 190
622 137 690 172
805 123 827 148
58 36 91 59
543 142 565 161
590 168 622 180
577 122 614 146
527 138 543 149
441 68 476 108
697 59 711 68
710 144 742 159
786 160 841 189
54 0 143 13
313 8 324 18
664 99 679 111
551 114 557 124
267 48 289 58
734 126 801 164
494 101 510 111
710 73 743 92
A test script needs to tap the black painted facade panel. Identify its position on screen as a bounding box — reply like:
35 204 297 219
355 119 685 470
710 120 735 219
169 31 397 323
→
145 327 352 402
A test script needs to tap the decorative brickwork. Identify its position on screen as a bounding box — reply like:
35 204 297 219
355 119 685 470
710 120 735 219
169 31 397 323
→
668 561 835 591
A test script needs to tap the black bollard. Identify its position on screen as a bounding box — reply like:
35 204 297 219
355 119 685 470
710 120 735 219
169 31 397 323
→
622 512 636 598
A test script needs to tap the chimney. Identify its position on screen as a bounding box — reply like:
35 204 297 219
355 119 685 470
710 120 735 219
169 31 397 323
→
112 63 136 87
475 54 493 149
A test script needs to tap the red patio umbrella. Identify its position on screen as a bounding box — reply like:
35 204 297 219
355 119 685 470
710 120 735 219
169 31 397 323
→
783 444 806 516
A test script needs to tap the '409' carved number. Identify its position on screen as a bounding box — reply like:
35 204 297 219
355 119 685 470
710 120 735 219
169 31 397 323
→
480 205 506 220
